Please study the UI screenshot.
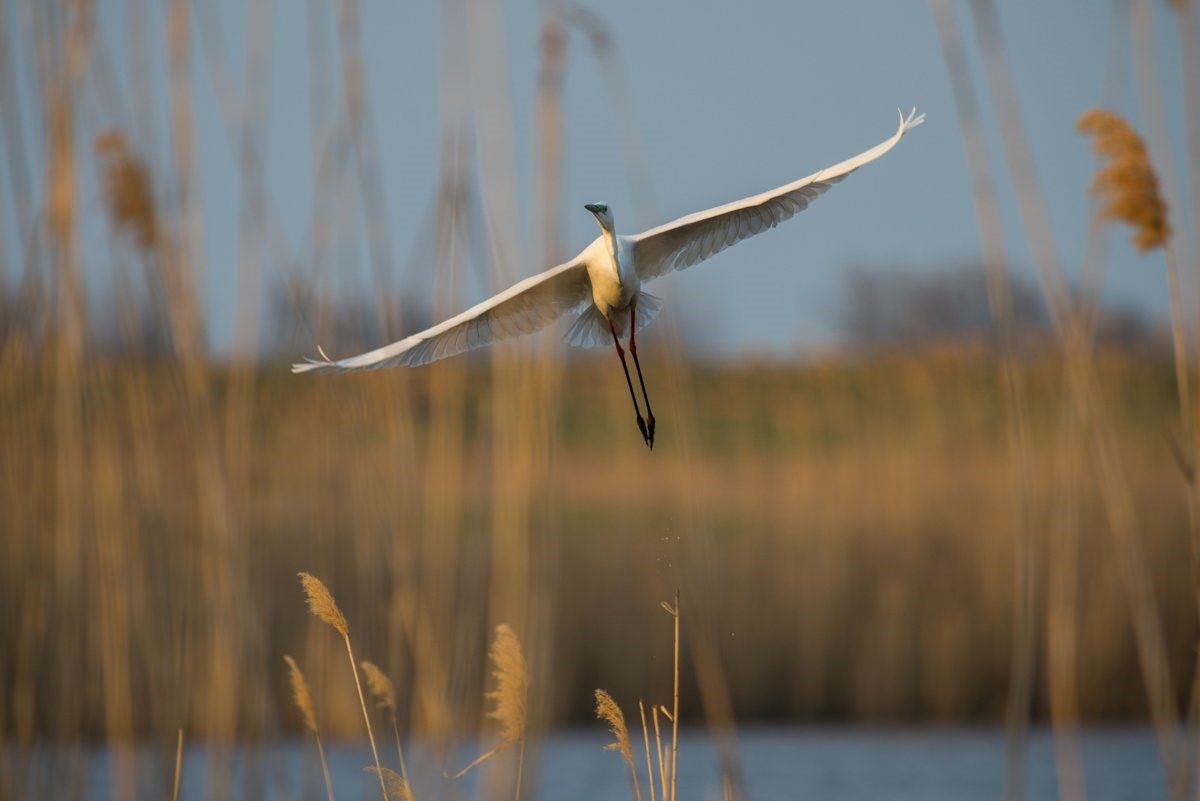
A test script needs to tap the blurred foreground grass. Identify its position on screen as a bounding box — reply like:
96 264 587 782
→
0 344 1192 742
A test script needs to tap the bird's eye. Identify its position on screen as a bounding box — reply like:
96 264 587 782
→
597 204 607 213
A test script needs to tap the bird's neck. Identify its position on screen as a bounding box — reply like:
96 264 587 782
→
602 228 619 268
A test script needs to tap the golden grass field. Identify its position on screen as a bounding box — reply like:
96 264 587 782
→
1 348 1193 747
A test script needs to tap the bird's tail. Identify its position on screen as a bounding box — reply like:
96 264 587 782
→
564 292 663 348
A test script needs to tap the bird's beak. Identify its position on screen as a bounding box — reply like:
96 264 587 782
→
584 204 601 215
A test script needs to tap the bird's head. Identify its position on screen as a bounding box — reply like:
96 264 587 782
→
584 202 614 232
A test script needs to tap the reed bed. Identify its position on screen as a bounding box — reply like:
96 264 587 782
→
3 2 1200 801
0 351 1194 744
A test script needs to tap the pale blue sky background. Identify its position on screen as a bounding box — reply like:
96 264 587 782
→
3 0 1193 357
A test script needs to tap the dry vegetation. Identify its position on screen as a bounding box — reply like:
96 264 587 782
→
3 1 1200 800
0 352 1194 737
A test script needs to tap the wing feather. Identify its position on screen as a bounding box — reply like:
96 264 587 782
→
292 257 591 373
632 108 924 282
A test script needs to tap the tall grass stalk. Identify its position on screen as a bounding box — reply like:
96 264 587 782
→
284 655 336 801
596 690 643 801
1128 0 1192 288
638 700 657 801
652 706 667 799
1047 400 1087 801
362 660 410 787
171 728 184 801
964 2 1183 795
927 4 1039 797
1077 106 1189 799
666 594 679 801
298 573 386 801
221 0 274 543
452 624 529 801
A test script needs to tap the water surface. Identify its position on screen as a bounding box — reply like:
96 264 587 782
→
61 727 1166 800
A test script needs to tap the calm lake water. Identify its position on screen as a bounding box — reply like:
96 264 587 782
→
49 727 1166 800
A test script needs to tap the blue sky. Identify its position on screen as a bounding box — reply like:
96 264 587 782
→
4 0 1193 357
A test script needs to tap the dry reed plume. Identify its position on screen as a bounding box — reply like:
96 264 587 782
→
299 571 350 637
94 131 157 250
284 654 336 801
362 660 410 786
596 689 643 801
486 624 528 746
453 624 530 799
362 661 397 711
284 655 319 733
297 573 386 801
590 598 679 801
364 767 415 801
1077 109 1170 253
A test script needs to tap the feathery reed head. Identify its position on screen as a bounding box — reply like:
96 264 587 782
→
361 660 396 711
365 766 414 801
93 130 157 249
283 654 319 733
298 572 349 636
486 624 528 744
595 689 633 761
1077 109 1170 252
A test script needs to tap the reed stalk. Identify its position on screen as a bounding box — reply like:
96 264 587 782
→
927 4 1038 797
298 573 386 801
171 729 184 801
284 655 336 801
639 700 657 801
596 690 642 801
362 660 410 787
365 766 415 801
653 705 667 799
666 594 679 801
452 623 529 801
965 3 1183 795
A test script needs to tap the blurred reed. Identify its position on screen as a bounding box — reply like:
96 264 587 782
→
284 654 337 801
949 4 1192 800
2 3 1200 801
595 690 641 801
366 766 415 801
453 624 529 801
300 572 387 800
363 660 411 786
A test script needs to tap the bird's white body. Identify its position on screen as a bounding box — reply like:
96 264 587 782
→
585 232 638 318
293 108 924 374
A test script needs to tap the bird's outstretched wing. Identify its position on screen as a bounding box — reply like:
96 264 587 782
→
292 258 591 372
631 108 924 282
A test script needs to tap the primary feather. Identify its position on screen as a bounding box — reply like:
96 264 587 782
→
631 108 925 280
293 258 591 372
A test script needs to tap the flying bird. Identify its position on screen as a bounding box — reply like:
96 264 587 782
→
294 108 926 449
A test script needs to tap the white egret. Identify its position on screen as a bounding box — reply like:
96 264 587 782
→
294 108 925 449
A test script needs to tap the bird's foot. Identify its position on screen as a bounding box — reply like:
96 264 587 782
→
646 414 656 450
636 415 649 447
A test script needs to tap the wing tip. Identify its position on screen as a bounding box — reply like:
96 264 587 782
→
291 344 337 374
898 106 926 134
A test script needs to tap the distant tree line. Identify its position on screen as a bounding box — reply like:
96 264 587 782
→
839 263 1167 354
0 261 1168 360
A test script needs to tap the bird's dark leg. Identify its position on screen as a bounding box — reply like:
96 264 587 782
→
609 317 649 447
628 303 655 449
